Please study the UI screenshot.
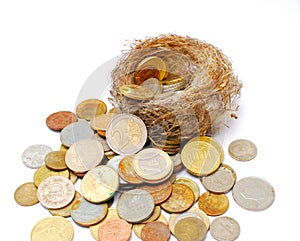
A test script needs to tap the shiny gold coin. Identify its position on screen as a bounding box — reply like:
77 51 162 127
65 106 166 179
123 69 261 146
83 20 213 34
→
76 99 107 120
14 182 38 206
120 84 154 101
44 151 67 170
140 78 163 96
60 144 68 152
31 216 74 241
33 165 69 187
118 155 143 184
181 140 222 176
198 191 229 216
108 107 121 114
97 129 107 138
90 113 118 131
136 56 167 81
160 77 185 85
175 177 200 202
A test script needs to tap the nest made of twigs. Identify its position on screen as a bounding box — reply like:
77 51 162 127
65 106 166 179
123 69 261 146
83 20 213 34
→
110 34 242 154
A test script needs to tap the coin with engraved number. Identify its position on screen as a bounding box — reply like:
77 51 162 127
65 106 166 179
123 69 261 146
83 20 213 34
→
106 114 147 155
76 99 107 120
37 176 75 209
228 139 257 161
198 192 229 216
141 221 171 241
30 216 74 241
98 218 132 241
33 165 69 187
14 182 39 206
117 189 155 223
22 144 52 169
232 176 275 211
210 216 240 241
46 111 78 131
120 84 155 100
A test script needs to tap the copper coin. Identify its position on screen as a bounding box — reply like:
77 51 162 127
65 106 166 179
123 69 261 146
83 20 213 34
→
14 182 38 206
98 218 131 241
76 99 107 121
46 111 78 131
135 66 161 85
118 155 143 184
141 221 171 241
138 181 173 204
160 183 194 213
44 151 67 170
198 191 229 216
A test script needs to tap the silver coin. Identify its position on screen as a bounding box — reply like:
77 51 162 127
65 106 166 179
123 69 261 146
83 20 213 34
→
70 197 108 226
37 176 75 209
210 216 240 241
92 133 111 152
228 139 257 161
117 189 155 223
106 155 128 185
22 144 52 169
60 119 94 147
232 176 275 211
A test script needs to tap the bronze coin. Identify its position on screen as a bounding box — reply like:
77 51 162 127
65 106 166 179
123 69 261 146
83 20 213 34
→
98 218 131 241
141 221 171 241
76 99 107 121
14 182 39 206
135 67 161 85
46 111 78 131
198 191 229 216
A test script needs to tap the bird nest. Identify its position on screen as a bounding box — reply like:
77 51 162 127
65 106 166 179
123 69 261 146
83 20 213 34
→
110 34 242 154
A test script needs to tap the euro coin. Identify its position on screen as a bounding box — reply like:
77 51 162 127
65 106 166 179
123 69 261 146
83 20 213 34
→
76 99 107 120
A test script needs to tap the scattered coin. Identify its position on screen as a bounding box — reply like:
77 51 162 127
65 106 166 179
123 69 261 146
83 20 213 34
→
117 189 155 223
232 176 275 211
228 139 257 161
60 144 68 152
141 221 171 241
198 192 229 216
135 66 161 85
98 218 132 241
90 113 118 131
106 155 129 185
175 177 200 202
33 165 69 187
14 182 39 206
30 216 74 241
120 84 155 100
141 206 162 224
136 56 167 81
106 114 147 155
210 216 240 241
118 155 143 184
22 144 52 169
170 153 183 172
44 150 67 170
46 111 78 131
37 176 75 209
140 78 163 95
76 99 107 120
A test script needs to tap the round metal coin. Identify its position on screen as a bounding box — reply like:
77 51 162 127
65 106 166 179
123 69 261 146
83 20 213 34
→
76 99 107 121
210 216 240 241
22 144 52 169
46 111 78 131
198 192 229 216
98 218 132 241
14 182 39 206
228 139 257 161
141 221 171 241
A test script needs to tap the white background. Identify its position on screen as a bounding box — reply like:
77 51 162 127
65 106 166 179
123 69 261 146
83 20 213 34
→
1 0 300 240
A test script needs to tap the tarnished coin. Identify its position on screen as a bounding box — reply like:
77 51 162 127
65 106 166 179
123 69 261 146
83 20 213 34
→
65 139 104 173
31 216 74 241
14 182 38 206
33 165 69 187
106 114 147 155
198 192 229 216
120 84 155 100
210 216 240 241
201 164 237 193
22 144 52 169
140 78 163 95
118 155 143 184
228 139 257 161
70 197 108 226
106 155 128 185
98 218 132 241
46 111 78 131
160 183 194 213
117 189 155 223
76 99 107 120
232 176 275 211
141 221 171 241
60 119 95 147
90 113 118 131
175 177 200 202
181 140 222 176
37 176 75 209
44 151 67 170
81 165 119 203
136 56 167 81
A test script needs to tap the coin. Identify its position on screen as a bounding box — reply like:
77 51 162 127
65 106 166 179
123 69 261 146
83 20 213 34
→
33 165 69 187
117 189 155 223
44 151 67 170
81 165 119 203
60 144 68 152
90 113 118 131
65 139 104 173
92 133 111 152
228 139 257 161
14 182 38 206
46 111 78 131
136 56 167 81
141 221 171 241
141 206 161 224
76 99 107 120
108 107 121 114
118 155 143 184
232 176 275 211
140 78 163 95
175 177 200 202
135 67 161 85
49 191 82 217
70 197 108 226
60 119 95 147
160 183 194 213
201 164 237 193
98 218 132 241
133 148 173 183
170 153 183 172
120 84 155 100
106 114 147 155
37 176 75 209
31 216 74 241
69 170 78 184
106 155 128 185
198 191 229 216
181 140 222 176
22 144 52 169
210 216 240 241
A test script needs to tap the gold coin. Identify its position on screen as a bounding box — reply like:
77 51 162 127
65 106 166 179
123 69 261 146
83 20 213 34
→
108 107 121 114
60 144 68 152
175 177 200 202
31 216 74 241
76 99 107 120
141 205 161 224
140 78 163 95
120 84 154 100
160 77 185 85
136 56 167 81
181 140 222 176
118 155 143 184
69 170 78 184
90 113 118 131
14 182 38 206
198 191 229 216
33 165 69 187
44 151 67 171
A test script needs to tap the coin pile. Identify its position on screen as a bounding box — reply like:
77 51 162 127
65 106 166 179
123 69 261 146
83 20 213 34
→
14 97 275 241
